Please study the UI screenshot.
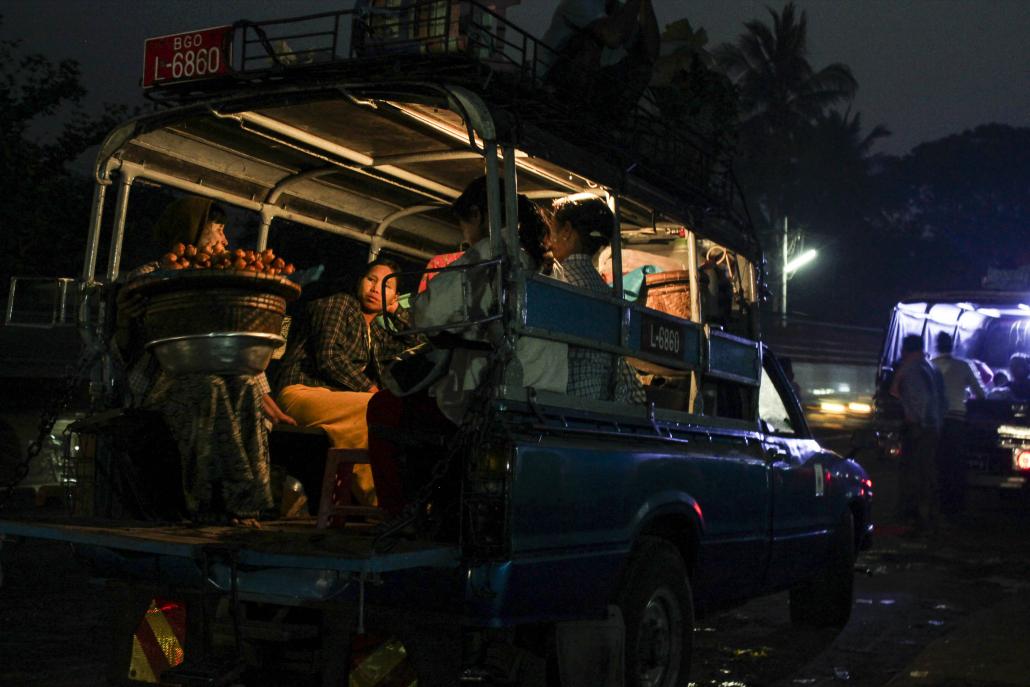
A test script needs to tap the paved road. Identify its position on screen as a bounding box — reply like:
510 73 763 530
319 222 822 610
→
2 431 1028 686
687 431 1030 687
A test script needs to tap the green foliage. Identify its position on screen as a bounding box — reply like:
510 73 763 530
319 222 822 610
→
0 19 133 293
874 124 1030 289
650 18 739 168
713 2 862 241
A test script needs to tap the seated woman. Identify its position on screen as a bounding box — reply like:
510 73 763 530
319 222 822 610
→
367 177 568 516
988 354 1030 401
117 197 294 524
544 195 646 403
273 259 418 506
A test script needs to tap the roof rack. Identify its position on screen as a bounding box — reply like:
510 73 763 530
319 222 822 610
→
143 0 756 253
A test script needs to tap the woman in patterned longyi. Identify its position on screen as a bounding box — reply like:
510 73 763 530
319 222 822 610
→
116 197 294 523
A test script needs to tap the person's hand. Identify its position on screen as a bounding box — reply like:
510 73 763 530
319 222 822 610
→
261 394 296 425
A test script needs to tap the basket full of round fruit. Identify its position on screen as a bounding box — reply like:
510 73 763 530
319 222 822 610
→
123 245 302 375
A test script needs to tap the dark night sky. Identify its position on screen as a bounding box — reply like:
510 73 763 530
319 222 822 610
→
4 0 1029 156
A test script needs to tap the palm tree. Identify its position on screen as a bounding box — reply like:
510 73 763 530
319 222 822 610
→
714 2 857 139
712 2 863 270
793 109 890 217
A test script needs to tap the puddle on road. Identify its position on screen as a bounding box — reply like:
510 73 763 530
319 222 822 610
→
833 666 850 680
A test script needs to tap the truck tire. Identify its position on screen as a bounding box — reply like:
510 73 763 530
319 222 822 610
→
617 537 693 687
789 509 855 628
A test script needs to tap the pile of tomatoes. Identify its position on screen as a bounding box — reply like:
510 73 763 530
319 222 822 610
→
160 244 296 276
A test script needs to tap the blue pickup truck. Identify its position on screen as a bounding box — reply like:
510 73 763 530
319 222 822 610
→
0 5 872 686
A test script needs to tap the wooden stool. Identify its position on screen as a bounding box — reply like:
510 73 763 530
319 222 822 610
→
316 449 382 528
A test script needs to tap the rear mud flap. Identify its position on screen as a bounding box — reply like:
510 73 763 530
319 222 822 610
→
556 605 625 687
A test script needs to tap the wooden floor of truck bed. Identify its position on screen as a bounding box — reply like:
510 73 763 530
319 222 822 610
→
0 515 459 573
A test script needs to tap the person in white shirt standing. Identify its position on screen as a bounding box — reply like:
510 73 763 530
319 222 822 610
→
931 331 986 515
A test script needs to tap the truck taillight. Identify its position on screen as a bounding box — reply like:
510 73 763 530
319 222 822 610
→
1014 449 1030 472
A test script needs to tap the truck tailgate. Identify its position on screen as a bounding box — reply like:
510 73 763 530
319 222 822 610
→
0 517 459 574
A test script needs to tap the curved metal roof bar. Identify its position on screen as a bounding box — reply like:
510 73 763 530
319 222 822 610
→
263 167 338 206
93 121 141 185
369 205 446 261
113 159 434 261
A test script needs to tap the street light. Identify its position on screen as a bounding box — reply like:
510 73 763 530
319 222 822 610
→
785 248 818 275
780 216 817 325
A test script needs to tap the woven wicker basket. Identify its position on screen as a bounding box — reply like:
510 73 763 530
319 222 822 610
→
143 289 287 342
124 269 301 349
641 270 692 320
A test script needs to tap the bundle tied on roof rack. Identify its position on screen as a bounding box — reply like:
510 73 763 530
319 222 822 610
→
123 270 302 376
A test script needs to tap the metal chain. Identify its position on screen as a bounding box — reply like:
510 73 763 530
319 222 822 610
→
372 355 502 552
0 350 99 510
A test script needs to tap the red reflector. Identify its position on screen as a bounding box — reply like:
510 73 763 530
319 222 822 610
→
1015 449 1030 472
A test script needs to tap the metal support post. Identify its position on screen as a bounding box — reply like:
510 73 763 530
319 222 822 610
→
781 215 788 327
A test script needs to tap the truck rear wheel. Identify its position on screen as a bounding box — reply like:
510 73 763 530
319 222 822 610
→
789 510 855 628
617 537 693 687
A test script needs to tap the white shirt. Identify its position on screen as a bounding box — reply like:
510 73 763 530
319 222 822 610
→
411 239 568 422
932 353 986 416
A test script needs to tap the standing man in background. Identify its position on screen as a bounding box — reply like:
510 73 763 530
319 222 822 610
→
932 332 985 515
890 334 947 533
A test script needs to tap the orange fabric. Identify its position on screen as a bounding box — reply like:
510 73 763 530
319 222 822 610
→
417 251 465 293
277 384 377 506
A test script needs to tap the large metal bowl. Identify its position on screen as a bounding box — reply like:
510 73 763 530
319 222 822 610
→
147 332 286 376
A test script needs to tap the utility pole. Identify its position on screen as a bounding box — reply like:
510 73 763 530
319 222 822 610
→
781 215 788 327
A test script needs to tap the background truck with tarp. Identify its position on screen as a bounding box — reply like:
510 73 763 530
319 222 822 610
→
871 286 1030 498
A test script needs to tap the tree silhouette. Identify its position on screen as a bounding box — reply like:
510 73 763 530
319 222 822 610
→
650 18 739 150
714 2 856 140
714 2 859 236
874 124 1030 290
0 18 132 296
792 109 890 234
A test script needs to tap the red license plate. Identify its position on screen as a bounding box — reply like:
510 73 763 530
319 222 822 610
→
143 26 232 88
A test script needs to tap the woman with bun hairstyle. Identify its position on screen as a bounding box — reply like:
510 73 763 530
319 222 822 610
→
545 195 645 403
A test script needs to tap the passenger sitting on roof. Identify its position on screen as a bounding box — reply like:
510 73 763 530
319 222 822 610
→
273 259 420 507
544 195 645 403
541 0 659 119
